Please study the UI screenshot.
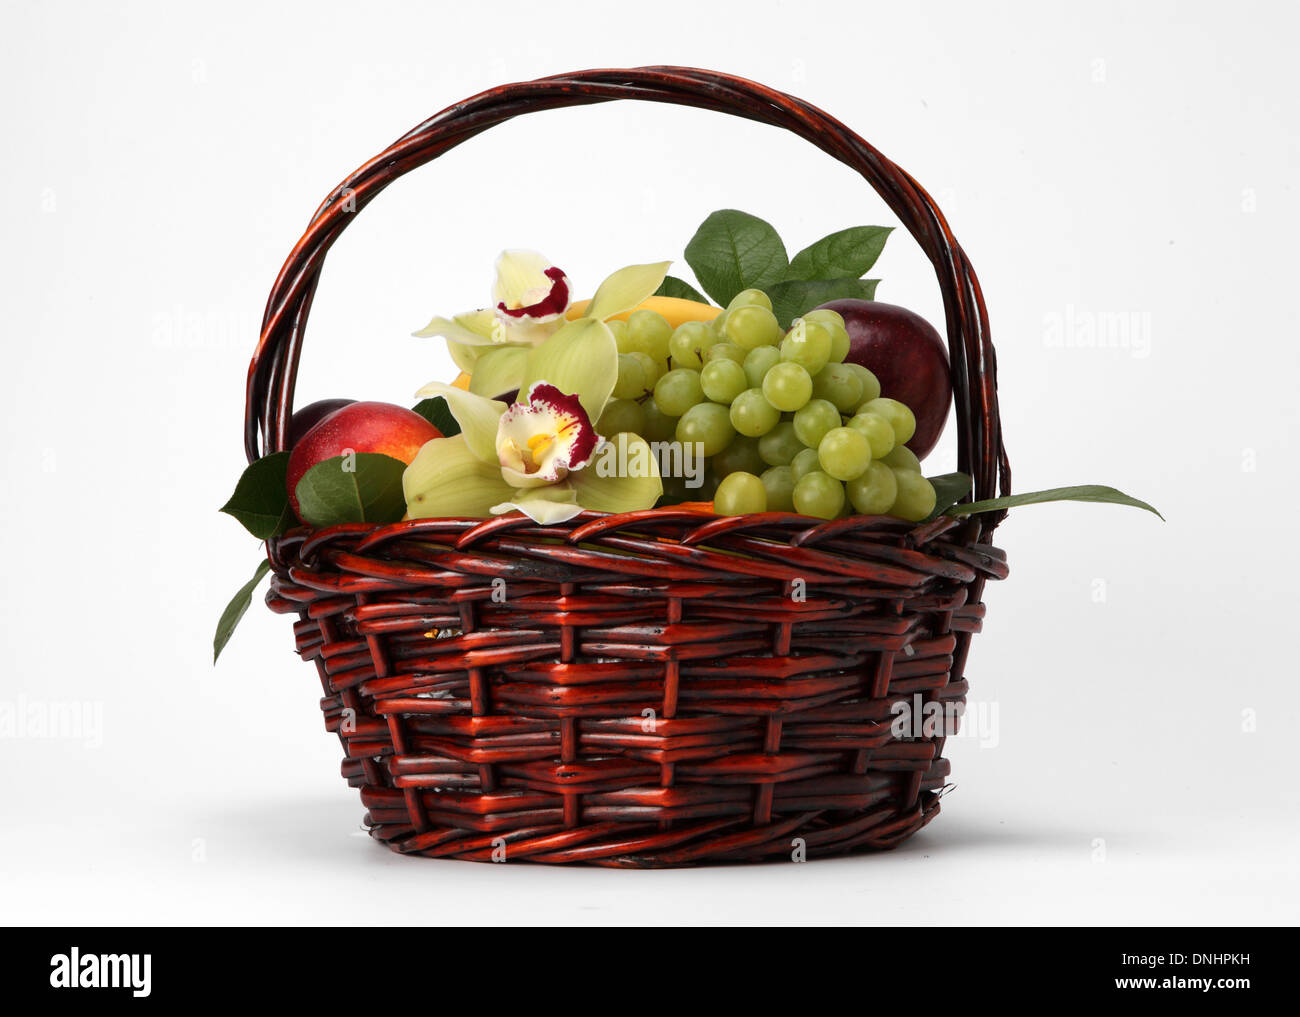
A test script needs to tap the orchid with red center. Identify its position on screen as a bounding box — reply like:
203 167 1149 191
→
495 384 599 488
413 252 672 401
404 269 671 523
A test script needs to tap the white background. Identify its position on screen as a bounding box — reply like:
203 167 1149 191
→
2 0 1296 926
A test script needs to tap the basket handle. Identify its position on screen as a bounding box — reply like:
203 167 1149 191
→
245 66 1010 532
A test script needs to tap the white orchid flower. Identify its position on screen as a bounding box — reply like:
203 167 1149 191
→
413 254 672 401
404 316 663 524
412 251 570 386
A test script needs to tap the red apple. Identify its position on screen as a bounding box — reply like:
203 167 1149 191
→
287 398 356 448
817 299 952 460
286 401 441 521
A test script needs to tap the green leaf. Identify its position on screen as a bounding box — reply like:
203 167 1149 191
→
768 278 879 329
586 261 672 321
294 452 409 527
684 210 789 307
411 396 462 437
213 558 271 663
944 485 1164 520
219 452 293 539
924 472 972 520
786 226 893 282
654 275 710 304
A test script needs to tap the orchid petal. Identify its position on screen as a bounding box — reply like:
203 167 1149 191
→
495 316 564 348
495 384 600 489
569 433 663 514
468 346 528 400
491 485 584 524
492 250 558 309
457 308 498 336
412 381 505 463
585 261 672 321
447 339 483 374
520 317 618 422
412 314 491 346
403 435 514 519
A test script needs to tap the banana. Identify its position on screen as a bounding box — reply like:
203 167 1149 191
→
566 295 720 327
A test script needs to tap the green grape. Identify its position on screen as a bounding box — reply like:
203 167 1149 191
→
846 461 898 515
628 350 663 388
613 354 647 399
654 368 705 416
627 308 673 362
725 304 782 350
761 362 813 412
859 397 916 444
641 400 679 443
844 364 882 405
705 341 745 365
846 411 896 459
668 321 717 370
676 402 735 457
800 308 845 330
761 465 796 512
793 470 846 520
790 446 822 482
729 387 781 437
890 471 937 522
711 434 766 478
826 323 851 363
727 288 774 312
596 398 646 438
881 444 921 472
792 398 841 449
811 363 862 414
818 426 870 481
700 358 748 404
713 471 767 515
743 345 781 388
710 311 729 336
608 318 633 353
779 320 833 373
757 420 803 466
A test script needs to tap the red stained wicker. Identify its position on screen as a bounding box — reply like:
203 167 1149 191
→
246 67 1010 866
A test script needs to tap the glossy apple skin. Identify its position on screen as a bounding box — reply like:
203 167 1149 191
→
286 401 441 520
817 299 953 460
287 398 356 448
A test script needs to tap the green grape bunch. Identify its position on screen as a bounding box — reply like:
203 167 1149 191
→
601 288 938 523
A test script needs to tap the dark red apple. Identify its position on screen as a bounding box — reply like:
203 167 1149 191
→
286 401 442 521
287 398 356 448
817 299 952 460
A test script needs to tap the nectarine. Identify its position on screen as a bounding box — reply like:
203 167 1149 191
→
287 401 441 520
287 398 355 448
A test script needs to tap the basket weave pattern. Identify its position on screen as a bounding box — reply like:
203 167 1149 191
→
248 68 1010 866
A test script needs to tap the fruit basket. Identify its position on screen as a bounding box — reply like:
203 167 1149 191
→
244 67 1014 865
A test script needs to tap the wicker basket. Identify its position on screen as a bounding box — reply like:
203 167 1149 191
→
246 67 1010 866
